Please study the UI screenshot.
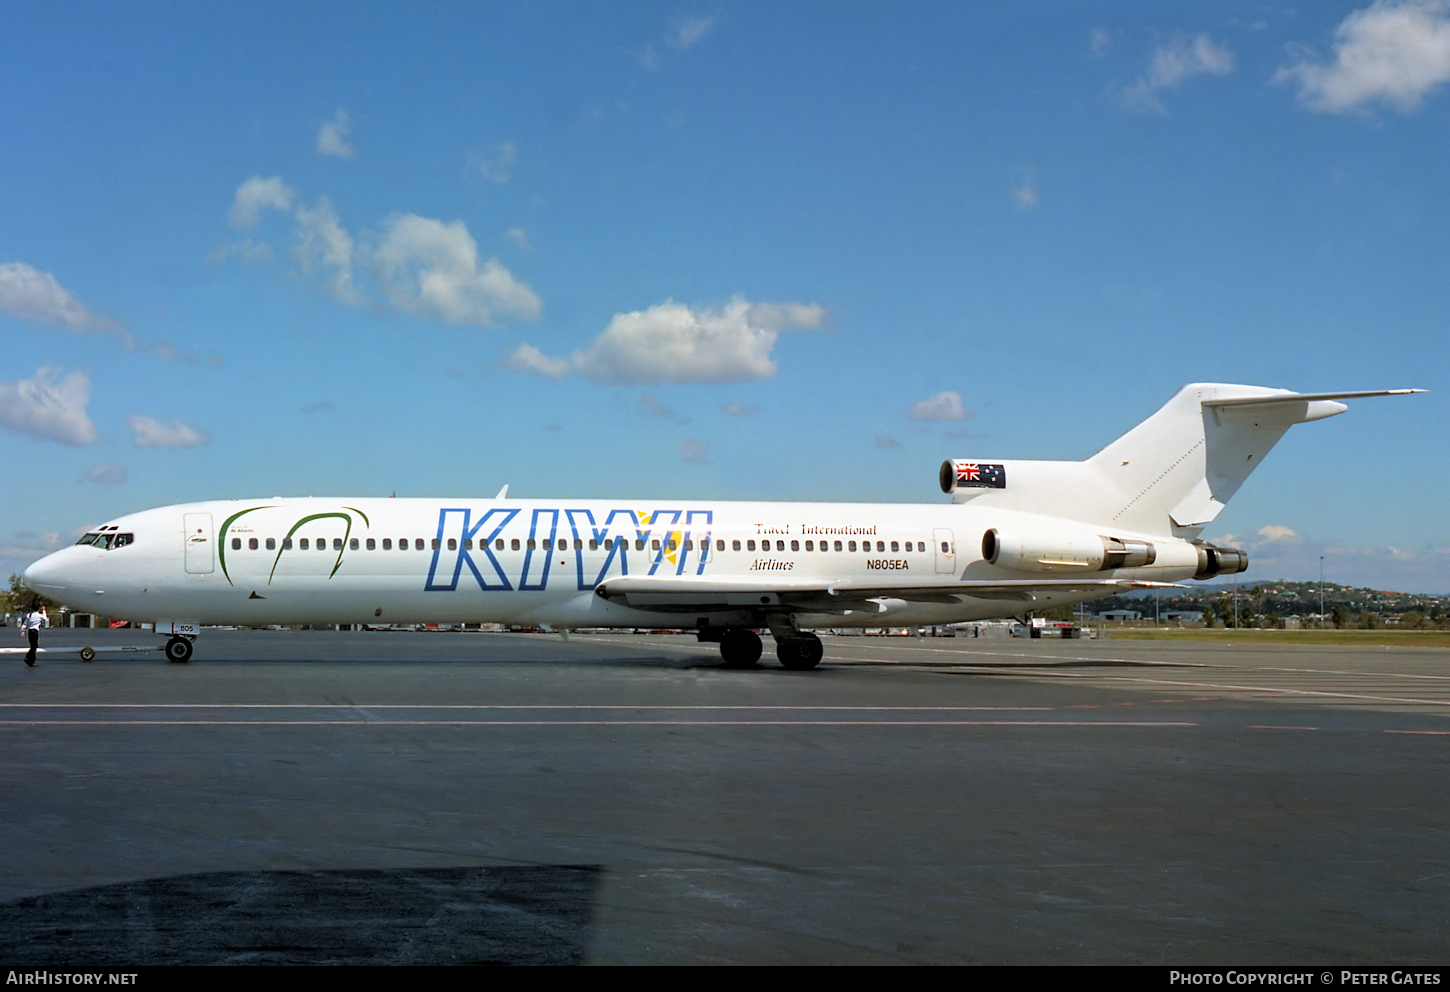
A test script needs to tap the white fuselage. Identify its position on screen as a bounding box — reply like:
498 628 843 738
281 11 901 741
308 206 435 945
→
23 496 1201 629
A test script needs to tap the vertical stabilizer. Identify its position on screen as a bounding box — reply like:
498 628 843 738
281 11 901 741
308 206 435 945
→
942 384 1418 537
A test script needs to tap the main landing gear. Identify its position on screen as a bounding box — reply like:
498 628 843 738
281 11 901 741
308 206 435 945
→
719 629 762 669
776 632 823 671
165 636 194 663
711 629 823 671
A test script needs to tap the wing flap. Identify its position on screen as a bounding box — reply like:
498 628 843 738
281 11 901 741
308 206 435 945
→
595 575 1179 614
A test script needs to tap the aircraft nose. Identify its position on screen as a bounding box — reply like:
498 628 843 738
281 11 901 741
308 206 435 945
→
21 552 69 596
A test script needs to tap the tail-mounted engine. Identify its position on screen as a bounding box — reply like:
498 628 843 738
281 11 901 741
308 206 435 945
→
1191 541 1249 579
981 527 1158 574
940 460 1008 494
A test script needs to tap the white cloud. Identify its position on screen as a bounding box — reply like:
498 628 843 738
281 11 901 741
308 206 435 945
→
722 403 759 416
373 214 541 325
1257 524 1300 544
502 343 570 378
1124 33 1235 111
316 109 355 158
909 390 971 421
1276 0 1450 113
293 197 360 305
127 413 208 448
668 15 715 50
0 262 116 333
639 393 689 423
875 436 901 449
0 365 98 446
228 176 296 229
680 438 710 464
87 462 127 485
507 227 535 252
504 296 823 385
1010 167 1038 209
1089 27 1115 57
471 142 517 184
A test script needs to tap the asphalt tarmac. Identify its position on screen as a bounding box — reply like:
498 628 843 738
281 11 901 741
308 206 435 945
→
0 628 1445 965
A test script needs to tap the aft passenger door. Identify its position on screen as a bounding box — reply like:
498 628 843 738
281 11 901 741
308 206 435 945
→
184 513 214 574
933 527 956 574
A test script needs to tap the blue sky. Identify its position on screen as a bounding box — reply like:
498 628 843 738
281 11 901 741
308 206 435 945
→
2 0 1448 591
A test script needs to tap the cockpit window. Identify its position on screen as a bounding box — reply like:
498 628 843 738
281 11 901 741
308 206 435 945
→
81 532 134 550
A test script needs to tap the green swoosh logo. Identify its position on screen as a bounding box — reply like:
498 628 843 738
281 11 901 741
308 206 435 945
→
217 506 276 586
270 512 355 583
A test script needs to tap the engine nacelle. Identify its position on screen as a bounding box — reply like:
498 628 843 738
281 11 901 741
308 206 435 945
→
981 527 1158 574
1192 541 1249 579
940 460 1007 494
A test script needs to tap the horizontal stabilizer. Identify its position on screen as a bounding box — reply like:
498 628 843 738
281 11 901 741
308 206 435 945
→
1202 389 1424 407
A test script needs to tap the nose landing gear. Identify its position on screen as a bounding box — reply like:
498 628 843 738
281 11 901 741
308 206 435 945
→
165 636 194 663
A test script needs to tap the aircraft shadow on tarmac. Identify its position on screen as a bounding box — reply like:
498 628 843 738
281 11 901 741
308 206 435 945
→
0 866 600 966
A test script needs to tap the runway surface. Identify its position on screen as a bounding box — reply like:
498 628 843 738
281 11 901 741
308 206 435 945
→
0 629 1445 964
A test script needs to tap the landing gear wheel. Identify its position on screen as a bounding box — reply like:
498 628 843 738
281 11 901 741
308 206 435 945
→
165 637 194 664
79 646 96 662
719 629 763 669
777 633 823 671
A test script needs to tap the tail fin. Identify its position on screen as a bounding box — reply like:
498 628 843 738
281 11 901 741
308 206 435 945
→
943 384 1421 537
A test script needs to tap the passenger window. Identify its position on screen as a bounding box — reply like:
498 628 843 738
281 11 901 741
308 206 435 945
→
366 539 375 550
849 541 857 552
718 540 726 552
431 539 440 550
267 538 276 551
684 539 693 551
463 539 472 551
382 539 392 550
732 540 741 551
413 539 422 550
941 542 949 553
835 541 843 551
232 538 241 550
746 540 755 551
651 540 661 551
919 542 926 552
890 541 899 553
512 539 521 551
635 539 645 551
351 538 359 550
776 540 785 551
589 539 599 551
248 538 258 551
334 539 343 551
877 541 885 552
283 538 293 550
301 538 310 550
791 540 800 552
542 539 552 551
527 539 536 550
496 539 505 551
804 541 813 551
447 538 457 551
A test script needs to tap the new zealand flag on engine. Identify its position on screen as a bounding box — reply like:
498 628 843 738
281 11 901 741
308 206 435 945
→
955 461 1007 489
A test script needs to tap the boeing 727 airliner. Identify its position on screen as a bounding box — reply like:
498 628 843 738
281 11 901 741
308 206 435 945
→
21 383 1422 668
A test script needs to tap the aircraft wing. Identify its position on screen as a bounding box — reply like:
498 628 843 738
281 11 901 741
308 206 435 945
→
594 575 1181 613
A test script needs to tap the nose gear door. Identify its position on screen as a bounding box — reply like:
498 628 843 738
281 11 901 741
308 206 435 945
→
184 513 214 574
933 527 956 574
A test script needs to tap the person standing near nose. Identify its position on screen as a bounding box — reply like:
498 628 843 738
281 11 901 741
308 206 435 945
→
21 602 47 667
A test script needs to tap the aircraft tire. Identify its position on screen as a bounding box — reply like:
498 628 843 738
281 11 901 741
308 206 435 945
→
79 646 95 662
165 637 194 664
720 629 762 669
778 633 823 671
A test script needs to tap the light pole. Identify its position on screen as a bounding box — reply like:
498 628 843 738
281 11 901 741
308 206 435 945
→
1320 556 1325 629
